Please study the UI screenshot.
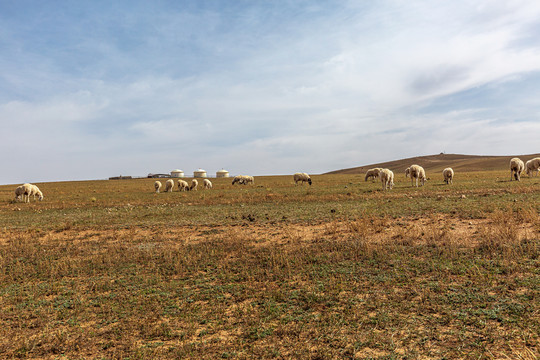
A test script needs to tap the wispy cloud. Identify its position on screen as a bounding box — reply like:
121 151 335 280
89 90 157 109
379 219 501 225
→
1 1 540 183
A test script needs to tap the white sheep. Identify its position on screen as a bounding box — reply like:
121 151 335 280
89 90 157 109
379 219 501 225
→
232 175 254 185
203 179 213 189
442 168 454 185
293 172 312 185
365 168 382 182
164 179 174 192
190 179 198 191
231 175 244 185
525 157 540 177
154 181 162 193
510 157 525 181
380 169 394 191
178 180 189 191
405 165 426 187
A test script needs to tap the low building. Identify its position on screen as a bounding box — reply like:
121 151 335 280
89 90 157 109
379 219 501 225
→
171 169 184 178
109 175 132 180
194 168 207 178
216 169 229 178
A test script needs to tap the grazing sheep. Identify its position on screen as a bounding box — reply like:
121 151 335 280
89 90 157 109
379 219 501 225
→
525 157 540 177
164 179 174 192
293 172 312 185
442 168 454 185
203 179 213 189
232 175 254 185
380 169 394 191
405 165 426 187
510 157 525 181
365 168 383 182
154 181 162 193
178 180 189 191
190 179 198 191
231 175 244 185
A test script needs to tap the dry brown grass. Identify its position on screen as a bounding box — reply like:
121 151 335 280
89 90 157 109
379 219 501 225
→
0 172 539 359
327 152 540 174
1 210 538 359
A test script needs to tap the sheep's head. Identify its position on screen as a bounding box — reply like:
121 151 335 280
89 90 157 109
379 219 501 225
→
405 168 410 177
308 178 312 185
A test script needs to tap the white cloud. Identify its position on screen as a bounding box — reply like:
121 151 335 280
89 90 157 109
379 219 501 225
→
1 1 540 184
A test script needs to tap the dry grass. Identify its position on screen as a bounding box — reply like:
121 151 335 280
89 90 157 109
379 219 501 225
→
0 171 539 359
327 152 540 174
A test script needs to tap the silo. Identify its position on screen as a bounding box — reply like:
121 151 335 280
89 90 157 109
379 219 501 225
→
193 168 207 178
216 169 229 178
171 169 184 178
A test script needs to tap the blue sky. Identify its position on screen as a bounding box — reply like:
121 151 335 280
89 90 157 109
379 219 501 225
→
1 1 540 184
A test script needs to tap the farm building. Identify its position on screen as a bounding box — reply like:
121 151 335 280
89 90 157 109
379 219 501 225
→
194 169 207 178
216 169 229 178
171 169 184 178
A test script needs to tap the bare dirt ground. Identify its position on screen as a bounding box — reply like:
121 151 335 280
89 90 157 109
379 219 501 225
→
9 214 533 249
1 214 538 359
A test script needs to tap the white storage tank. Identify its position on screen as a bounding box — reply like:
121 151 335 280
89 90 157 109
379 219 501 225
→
193 168 207 178
171 169 184 178
216 169 229 178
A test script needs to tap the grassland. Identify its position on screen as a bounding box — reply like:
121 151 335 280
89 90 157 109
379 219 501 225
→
0 171 538 359
326 153 540 174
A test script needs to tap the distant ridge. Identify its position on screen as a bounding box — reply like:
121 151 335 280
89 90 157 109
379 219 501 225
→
325 153 540 175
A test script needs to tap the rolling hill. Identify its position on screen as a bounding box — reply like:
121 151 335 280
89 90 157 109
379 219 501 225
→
325 153 540 175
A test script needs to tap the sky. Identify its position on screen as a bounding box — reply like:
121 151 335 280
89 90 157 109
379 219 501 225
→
1 0 540 184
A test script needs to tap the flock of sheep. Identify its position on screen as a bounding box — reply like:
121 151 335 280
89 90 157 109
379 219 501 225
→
365 156 540 191
153 173 293 193
510 157 540 181
364 166 451 191
154 174 260 193
154 178 213 193
12 157 540 201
